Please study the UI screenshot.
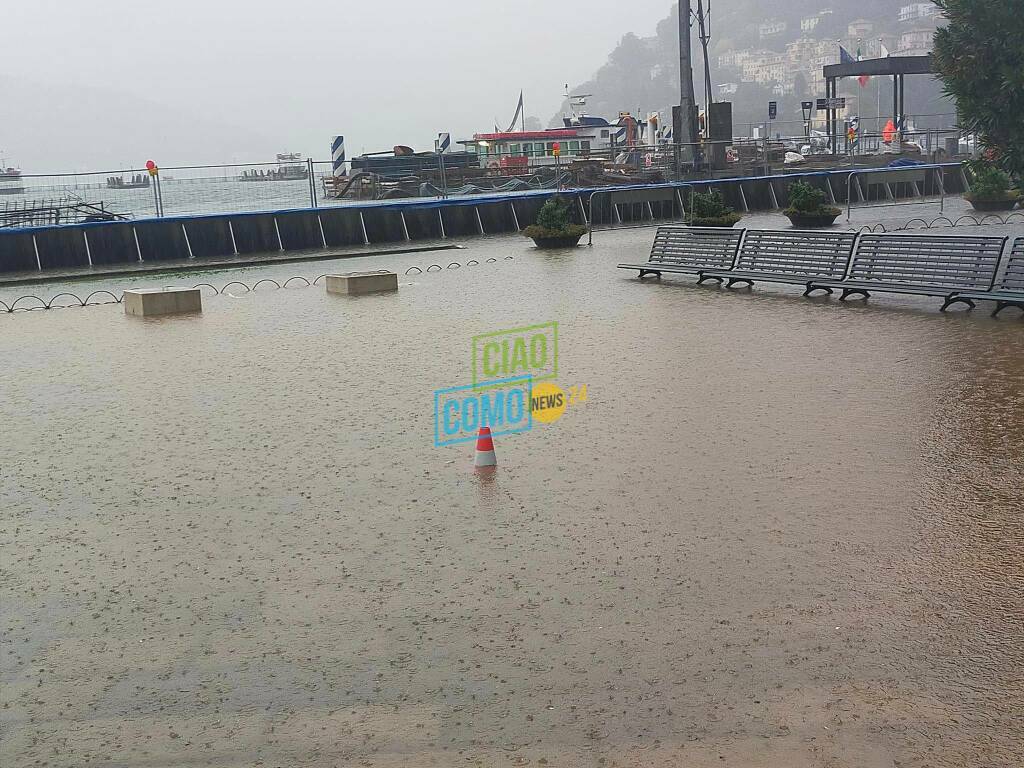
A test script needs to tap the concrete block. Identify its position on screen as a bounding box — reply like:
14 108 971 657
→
123 287 202 317
325 271 398 295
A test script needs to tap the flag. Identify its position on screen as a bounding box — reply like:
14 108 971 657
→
839 45 856 65
859 74 870 88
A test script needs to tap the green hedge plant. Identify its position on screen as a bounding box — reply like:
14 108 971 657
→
964 160 1019 202
687 189 742 227
522 196 587 239
784 180 841 216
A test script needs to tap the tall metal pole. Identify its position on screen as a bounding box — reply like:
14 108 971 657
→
677 0 697 150
696 0 713 114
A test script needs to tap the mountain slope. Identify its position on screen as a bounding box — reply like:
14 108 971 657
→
552 1 953 134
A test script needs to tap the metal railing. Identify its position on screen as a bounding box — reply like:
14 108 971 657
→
0 126 967 228
845 164 946 221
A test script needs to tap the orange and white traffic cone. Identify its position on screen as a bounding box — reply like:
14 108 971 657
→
473 426 497 468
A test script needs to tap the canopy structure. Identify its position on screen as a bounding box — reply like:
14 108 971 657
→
821 55 934 153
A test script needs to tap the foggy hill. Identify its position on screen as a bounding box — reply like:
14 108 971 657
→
552 0 954 135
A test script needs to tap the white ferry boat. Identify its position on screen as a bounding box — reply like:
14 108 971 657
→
459 93 667 171
0 154 25 195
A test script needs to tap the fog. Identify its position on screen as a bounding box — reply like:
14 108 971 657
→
0 0 672 172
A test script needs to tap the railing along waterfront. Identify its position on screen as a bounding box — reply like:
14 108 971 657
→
0 126 969 228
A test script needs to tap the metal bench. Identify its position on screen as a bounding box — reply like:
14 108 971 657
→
617 226 743 280
807 233 1008 310
699 229 857 294
950 236 1024 317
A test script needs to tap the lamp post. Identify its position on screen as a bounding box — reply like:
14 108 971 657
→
677 0 697 153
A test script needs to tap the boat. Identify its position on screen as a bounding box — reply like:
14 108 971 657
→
107 173 151 189
0 154 25 195
240 152 309 182
459 90 669 172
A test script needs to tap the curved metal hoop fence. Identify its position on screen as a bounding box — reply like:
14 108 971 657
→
1 256 516 313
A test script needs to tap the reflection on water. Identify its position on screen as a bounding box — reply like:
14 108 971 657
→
914 344 1024 712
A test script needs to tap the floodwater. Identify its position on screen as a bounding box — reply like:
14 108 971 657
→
1 217 1022 768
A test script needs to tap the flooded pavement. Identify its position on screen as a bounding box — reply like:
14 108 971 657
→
1 213 1022 767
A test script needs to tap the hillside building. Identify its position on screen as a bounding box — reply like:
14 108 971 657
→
848 19 874 38
899 3 937 23
897 28 934 55
758 20 787 39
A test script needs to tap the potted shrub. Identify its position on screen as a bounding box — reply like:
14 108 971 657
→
963 160 1020 211
687 189 742 227
522 195 587 248
784 180 842 228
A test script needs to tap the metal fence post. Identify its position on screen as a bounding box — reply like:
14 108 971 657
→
937 166 946 213
587 190 598 246
307 158 318 209
151 175 161 218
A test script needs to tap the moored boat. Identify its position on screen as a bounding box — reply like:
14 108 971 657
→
0 155 26 195
240 153 309 182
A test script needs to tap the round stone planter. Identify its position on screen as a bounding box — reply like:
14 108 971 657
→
965 196 1019 212
688 215 743 228
785 210 842 228
530 234 584 249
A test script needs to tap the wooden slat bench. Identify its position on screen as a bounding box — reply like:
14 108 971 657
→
617 226 743 280
699 229 857 294
950 236 1024 317
806 233 1008 310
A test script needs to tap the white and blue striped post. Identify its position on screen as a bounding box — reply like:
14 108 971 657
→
331 136 346 177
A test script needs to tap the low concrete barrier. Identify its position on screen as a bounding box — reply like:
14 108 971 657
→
123 287 202 316
325 271 398 295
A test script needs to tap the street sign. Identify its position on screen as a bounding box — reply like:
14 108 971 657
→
815 97 847 111
768 101 777 120
438 132 451 154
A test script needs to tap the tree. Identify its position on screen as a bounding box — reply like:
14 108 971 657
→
933 0 1024 181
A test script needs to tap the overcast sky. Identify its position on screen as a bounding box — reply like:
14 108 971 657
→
1 0 673 171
